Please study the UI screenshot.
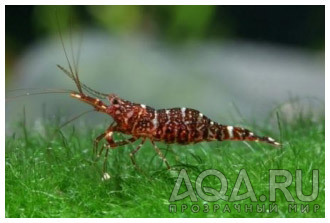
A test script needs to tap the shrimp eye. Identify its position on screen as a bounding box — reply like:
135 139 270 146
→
112 99 119 104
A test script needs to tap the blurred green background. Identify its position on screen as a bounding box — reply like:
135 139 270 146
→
5 5 325 131
6 5 324 76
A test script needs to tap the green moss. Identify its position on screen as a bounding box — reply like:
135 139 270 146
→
5 115 324 217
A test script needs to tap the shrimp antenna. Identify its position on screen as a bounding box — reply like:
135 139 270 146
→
68 14 83 95
57 109 94 129
55 10 107 99
57 65 108 99
55 11 83 94
6 89 72 101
